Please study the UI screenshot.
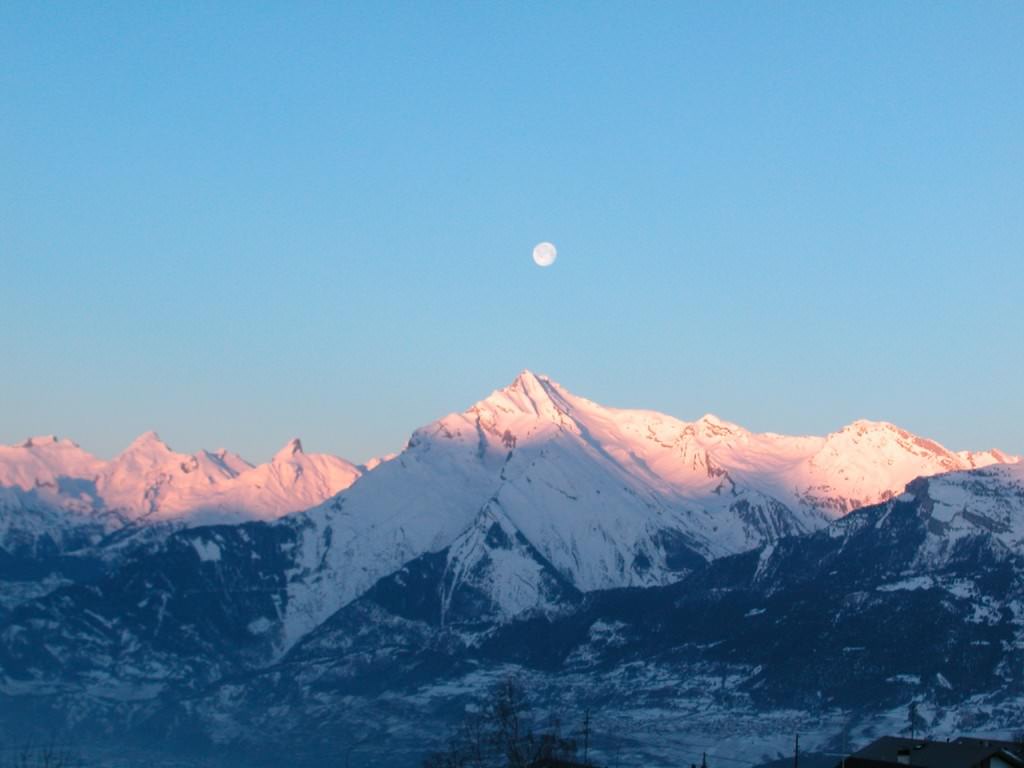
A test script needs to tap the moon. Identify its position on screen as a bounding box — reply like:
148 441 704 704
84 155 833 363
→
532 242 557 268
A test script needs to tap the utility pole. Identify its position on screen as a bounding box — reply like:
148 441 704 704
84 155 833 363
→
583 708 591 765
794 733 800 768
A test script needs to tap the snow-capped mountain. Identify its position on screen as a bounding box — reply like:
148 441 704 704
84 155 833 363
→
156 462 1024 768
266 370 1017 643
2 372 1009 576
1 371 1015 673
1 373 1015 600
0 371 1019 766
0 433 363 613
0 432 362 550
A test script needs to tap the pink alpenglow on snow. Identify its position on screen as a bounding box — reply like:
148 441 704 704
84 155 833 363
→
1 372 1018 646
254 370 1020 643
0 432 362 527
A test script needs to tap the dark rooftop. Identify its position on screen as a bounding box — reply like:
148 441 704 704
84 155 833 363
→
843 736 1024 768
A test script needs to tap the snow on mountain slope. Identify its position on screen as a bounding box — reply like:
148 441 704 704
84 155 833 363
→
0 433 362 555
91 433 362 524
828 460 1024 562
0 436 105 490
95 434 362 525
436 500 582 624
0 373 1020 750
794 419 1014 516
1 372 1014 639
152 459 1024 768
922 461 1024 550
270 370 1018 643
0 437 120 560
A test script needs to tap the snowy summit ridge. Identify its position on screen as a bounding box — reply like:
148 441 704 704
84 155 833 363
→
1 370 1021 752
0 431 362 546
262 370 1018 644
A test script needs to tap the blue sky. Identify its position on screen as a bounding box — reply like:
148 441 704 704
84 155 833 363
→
2 2 1022 462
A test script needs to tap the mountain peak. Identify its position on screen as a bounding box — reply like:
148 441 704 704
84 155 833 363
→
122 431 173 455
274 438 305 461
844 419 904 434
508 369 548 392
21 435 60 448
832 419 950 454
483 370 570 421
692 413 745 439
987 448 1015 464
697 413 735 428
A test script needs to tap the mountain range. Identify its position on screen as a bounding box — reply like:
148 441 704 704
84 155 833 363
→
0 371 1019 767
